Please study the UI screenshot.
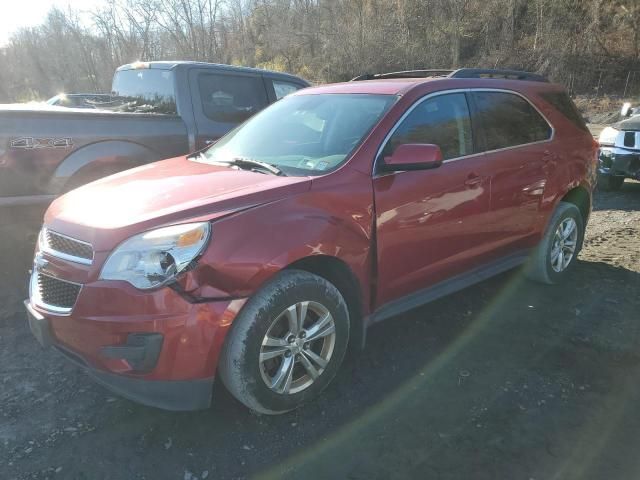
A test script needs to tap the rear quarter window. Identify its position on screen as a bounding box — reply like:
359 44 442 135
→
540 91 590 133
472 91 552 151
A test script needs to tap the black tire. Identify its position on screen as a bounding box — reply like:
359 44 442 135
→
218 269 350 414
598 174 625 191
525 201 584 285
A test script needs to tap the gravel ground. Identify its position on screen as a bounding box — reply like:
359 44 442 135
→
1 182 640 480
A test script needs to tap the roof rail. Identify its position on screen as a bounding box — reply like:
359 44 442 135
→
350 69 454 81
350 68 548 83
449 68 548 82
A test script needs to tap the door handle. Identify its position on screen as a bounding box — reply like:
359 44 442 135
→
464 173 483 188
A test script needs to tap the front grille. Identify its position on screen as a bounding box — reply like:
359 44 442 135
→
37 273 81 310
45 230 93 263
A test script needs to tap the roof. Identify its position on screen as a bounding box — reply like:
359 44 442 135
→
294 77 560 96
352 68 548 83
297 68 555 97
294 78 435 96
116 61 308 84
617 115 640 131
295 76 562 97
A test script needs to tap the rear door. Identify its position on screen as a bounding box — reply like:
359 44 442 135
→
188 69 269 150
373 92 493 306
469 90 554 255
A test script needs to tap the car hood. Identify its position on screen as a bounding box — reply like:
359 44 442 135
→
616 115 640 131
46 155 311 251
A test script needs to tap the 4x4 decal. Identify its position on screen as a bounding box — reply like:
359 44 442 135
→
10 137 73 149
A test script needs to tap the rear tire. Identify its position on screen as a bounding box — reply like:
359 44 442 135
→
526 202 584 285
598 174 625 191
218 270 349 415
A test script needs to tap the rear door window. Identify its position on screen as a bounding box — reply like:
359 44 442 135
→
472 91 552 151
197 73 267 123
382 93 473 161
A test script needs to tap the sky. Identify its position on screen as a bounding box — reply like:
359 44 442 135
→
0 0 102 46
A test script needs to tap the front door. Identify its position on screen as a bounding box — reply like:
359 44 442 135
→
373 92 492 307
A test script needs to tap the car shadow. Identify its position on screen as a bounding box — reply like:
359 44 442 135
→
0 206 43 291
2 220 640 479
26 257 633 480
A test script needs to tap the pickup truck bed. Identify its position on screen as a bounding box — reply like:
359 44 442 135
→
0 105 188 203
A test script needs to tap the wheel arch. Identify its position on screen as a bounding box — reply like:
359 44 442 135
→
560 185 591 227
541 185 590 254
285 255 366 352
48 140 159 193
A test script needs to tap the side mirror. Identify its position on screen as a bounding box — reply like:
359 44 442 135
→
621 102 633 118
381 144 443 172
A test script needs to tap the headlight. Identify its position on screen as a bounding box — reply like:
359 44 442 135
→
100 222 210 289
599 127 619 146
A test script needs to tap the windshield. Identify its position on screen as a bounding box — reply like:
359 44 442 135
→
109 68 177 114
199 93 396 175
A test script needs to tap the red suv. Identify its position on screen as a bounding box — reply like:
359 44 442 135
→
25 69 598 414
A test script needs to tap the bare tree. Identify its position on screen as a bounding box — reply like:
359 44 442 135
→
2 0 640 103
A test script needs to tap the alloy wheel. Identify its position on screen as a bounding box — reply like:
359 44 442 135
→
550 217 578 273
259 301 336 395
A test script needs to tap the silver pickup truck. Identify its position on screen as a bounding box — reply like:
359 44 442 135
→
597 103 640 190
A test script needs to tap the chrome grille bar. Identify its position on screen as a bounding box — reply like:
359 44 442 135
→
41 228 94 265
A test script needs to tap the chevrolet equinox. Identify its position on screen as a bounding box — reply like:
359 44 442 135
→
25 69 598 414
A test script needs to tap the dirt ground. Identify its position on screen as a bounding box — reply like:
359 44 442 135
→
1 182 640 480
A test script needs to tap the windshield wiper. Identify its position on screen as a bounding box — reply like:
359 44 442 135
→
227 157 286 176
193 154 286 176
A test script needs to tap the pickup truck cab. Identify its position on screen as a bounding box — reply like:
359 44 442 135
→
25 69 597 414
0 61 308 210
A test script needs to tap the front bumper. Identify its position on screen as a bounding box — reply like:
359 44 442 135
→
25 277 245 410
89 369 214 411
598 147 640 179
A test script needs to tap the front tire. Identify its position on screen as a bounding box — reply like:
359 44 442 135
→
526 202 584 284
218 270 350 414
